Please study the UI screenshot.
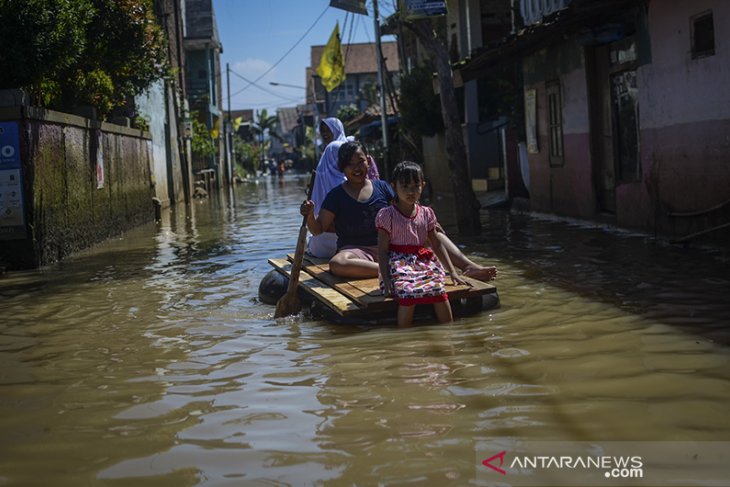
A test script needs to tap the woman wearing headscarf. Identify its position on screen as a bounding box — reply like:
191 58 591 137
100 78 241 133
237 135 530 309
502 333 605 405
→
307 118 349 258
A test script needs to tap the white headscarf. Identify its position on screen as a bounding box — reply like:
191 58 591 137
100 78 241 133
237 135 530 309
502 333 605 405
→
311 118 350 215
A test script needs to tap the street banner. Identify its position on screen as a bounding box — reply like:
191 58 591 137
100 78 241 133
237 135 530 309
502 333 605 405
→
329 0 367 15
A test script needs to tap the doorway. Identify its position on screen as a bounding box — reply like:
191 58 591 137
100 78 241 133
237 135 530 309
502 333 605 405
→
587 37 640 214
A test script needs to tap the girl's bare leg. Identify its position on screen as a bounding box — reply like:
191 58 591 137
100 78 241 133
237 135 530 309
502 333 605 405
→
329 251 379 278
434 232 497 281
397 305 416 327
433 301 453 324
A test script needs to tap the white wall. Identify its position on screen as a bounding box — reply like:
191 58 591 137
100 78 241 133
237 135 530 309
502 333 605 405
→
136 80 170 206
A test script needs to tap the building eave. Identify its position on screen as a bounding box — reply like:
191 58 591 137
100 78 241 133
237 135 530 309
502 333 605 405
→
456 0 639 82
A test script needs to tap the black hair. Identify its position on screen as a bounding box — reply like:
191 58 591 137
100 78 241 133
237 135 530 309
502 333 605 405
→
391 161 425 186
337 141 364 172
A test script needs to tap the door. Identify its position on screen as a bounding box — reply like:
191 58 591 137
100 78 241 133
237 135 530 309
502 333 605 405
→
588 44 617 213
588 38 640 213
610 69 640 182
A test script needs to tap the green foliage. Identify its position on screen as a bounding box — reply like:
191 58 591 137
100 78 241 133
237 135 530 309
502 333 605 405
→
190 112 216 158
0 0 168 119
252 109 280 145
336 104 359 126
300 126 317 162
358 81 379 107
398 64 444 137
132 114 150 132
0 0 91 90
233 135 262 176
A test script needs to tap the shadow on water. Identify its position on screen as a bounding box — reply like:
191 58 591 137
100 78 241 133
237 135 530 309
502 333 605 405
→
436 205 730 345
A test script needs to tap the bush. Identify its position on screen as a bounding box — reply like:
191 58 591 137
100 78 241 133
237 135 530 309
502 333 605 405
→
0 0 168 119
0 0 91 90
191 111 216 158
398 64 444 137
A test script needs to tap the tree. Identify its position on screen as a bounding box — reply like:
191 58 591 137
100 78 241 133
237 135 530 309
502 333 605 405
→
252 109 279 140
232 135 262 176
0 0 92 103
251 109 281 167
73 0 168 116
336 104 359 127
400 17 482 236
358 80 379 107
299 125 317 168
399 64 444 137
0 0 167 118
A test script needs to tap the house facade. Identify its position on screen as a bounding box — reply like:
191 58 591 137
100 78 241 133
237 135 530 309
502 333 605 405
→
184 0 226 189
307 41 400 119
136 0 193 207
456 0 730 241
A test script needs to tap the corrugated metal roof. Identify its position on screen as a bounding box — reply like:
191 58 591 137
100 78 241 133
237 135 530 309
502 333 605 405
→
277 107 300 134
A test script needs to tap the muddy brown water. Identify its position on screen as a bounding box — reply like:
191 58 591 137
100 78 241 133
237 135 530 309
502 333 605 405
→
1 175 729 486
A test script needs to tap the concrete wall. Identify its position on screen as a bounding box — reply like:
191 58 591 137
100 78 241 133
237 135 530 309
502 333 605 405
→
523 41 595 219
626 0 730 236
0 107 155 270
135 79 187 207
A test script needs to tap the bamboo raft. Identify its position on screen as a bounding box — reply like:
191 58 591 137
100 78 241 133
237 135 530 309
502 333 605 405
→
268 253 497 322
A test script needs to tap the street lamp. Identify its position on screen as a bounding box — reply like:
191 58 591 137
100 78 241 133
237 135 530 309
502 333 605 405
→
269 82 307 90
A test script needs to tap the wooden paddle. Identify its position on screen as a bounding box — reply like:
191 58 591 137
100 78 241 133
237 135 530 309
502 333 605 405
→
274 170 317 318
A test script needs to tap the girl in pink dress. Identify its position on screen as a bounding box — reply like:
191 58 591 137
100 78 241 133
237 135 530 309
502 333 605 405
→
375 162 466 327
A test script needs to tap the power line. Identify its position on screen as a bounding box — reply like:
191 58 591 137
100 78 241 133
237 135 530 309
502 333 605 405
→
243 99 303 108
229 69 301 102
228 4 329 100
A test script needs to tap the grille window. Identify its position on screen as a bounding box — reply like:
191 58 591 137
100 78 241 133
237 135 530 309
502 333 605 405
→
546 80 564 166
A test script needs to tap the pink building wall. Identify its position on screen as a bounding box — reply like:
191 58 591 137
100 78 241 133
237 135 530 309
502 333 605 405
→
524 47 595 219
624 0 730 236
523 0 730 239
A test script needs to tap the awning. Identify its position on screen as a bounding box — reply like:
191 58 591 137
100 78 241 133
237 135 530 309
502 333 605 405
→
455 0 637 83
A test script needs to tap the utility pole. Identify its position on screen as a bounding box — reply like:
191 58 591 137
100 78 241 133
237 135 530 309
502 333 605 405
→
226 62 233 187
372 0 390 177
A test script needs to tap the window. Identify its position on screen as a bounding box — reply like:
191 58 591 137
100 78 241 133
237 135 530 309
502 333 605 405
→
691 11 715 58
546 80 564 166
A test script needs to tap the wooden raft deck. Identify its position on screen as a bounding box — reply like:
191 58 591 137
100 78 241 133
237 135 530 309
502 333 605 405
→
268 254 496 317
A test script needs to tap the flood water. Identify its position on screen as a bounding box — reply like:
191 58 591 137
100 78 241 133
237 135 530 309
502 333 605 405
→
1 175 729 486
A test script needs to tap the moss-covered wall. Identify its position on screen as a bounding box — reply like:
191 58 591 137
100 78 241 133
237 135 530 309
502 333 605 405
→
0 107 154 269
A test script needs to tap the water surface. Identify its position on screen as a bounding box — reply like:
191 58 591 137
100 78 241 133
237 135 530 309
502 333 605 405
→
1 175 729 486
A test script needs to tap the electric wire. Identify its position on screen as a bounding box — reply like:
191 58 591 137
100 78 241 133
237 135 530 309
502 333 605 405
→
228 4 329 101
229 69 302 102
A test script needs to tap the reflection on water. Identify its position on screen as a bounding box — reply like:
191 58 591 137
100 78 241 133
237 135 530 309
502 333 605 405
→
1 175 729 486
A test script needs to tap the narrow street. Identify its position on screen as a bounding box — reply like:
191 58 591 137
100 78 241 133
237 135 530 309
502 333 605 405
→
1 175 728 485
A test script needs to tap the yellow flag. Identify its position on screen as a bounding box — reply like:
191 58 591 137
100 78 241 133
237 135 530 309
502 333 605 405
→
232 116 243 131
210 117 221 139
317 22 345 92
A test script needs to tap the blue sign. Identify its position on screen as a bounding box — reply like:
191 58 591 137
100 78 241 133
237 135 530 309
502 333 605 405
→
0 121 21 169
0 121 26 239
403 0 447 19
